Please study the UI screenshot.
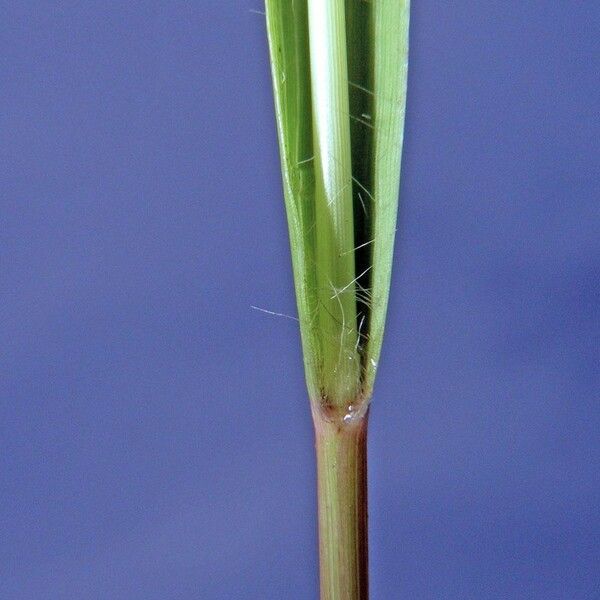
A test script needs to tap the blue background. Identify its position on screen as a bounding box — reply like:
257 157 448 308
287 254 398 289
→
1 2 599 598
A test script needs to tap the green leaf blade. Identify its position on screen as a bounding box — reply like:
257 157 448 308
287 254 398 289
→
363 1 410 394
265 1 321 399
265 0 410 407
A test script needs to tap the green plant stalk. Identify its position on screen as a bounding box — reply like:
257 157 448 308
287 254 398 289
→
314 410 369 600
265 2 409 598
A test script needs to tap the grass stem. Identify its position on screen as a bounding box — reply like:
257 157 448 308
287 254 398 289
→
264 2 410 596
313 408 369 600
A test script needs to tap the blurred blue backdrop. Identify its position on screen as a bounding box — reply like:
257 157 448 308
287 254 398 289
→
1 2 599 598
